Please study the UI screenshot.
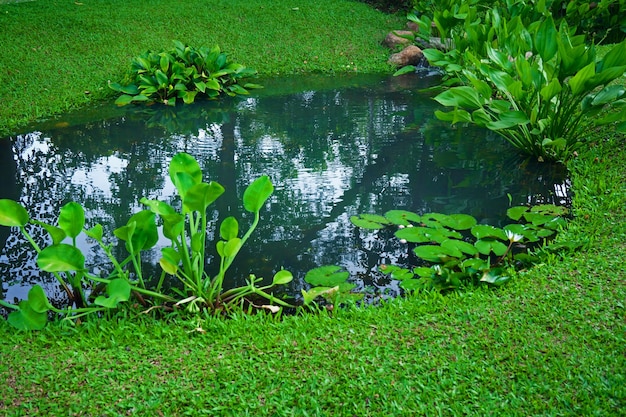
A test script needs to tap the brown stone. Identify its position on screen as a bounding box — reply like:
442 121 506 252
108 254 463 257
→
388 45 424 67
383 30 414 49
406 21 419 32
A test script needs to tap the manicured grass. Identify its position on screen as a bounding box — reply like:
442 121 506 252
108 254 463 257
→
1 1 625 416
0 0 404 136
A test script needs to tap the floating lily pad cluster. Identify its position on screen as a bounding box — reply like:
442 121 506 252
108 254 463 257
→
351 205 578 291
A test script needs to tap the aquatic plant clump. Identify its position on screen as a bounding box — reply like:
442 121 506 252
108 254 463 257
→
109 41 262 106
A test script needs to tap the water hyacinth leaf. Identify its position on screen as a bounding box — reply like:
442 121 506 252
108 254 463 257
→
94 278 131 308
184 182 225 213
37 244 85 272
8 300 47 331
85 224 103 241
384 210 420 226
27 285 54 313
169 153 203 196
471 225 507 240
31 220 66 245
507 206 529 221
304 265 349 287
141 198 176 216
161 213 185 240
243 176 273 213
272 270 293 285
350 214 390 229
474 239 508 256
58 202 85 238
0 199 29 227
220 216 239 241
223 238 242 258
124 211 158 252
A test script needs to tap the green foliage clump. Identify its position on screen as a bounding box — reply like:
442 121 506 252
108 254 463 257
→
109 41 262 106
402 1 626 162
351 205 578 292
0 153 296 330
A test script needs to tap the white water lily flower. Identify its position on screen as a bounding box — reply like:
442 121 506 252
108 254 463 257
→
505 229 524 242
399 239 408 244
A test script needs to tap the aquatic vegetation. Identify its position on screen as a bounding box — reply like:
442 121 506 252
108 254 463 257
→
351 205 579 292
0 153 295 329
109 41 262 106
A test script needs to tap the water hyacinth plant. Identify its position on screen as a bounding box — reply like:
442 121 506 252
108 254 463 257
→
0 153 295 330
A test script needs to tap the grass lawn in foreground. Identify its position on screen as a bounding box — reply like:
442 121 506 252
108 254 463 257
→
0 0 625 416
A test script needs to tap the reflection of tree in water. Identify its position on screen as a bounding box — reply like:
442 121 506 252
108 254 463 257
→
0 74 570 304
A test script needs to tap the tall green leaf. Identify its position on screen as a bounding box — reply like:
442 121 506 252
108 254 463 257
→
58 202 85 238
243 176 273 213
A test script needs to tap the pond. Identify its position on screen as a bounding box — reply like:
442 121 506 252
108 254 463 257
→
0 73 570 306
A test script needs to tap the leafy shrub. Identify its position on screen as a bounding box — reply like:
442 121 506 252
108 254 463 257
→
109 41 262 106
351 205 577 292
402 2 626 162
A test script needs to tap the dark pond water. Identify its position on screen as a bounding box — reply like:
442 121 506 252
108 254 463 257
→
0 73 570 306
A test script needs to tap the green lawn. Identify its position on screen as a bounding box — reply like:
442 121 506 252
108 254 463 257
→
1 1 625 416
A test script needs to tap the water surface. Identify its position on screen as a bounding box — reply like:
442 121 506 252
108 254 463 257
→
0 73 570 305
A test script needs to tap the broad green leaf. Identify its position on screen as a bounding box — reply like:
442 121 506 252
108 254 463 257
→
434 86 484 109
37 244 85 272
395 227 445 244
94 278 131 308
140 198 176 216
304 265 349 287
591 85 626 106
220 216 239 240
0 199 29 227
434 109 473 124
393 66 416 76
384 210 420 226
350 214 391 229
471 225 507 240
8 300 47 330
223 238 242 258
444 214 477 230
506 206 529 221
118 210 158 252
540 78 562 101
272 270 293 285
169 153 203 196
568 62 596 96
85 224 103 241
181 90 199 104
399 279 423 291
486 111 530 130
474 239 508 256
379 264 414 280
31 220 66 245
597 39 626 71
183 182 225 213
58 202 85 238
27 285 54 313
442 239 478 256
413 266 435 277
205 78 221 91
534 16 557 61
413 244 458 263
243 176 273 213
114 94 135 106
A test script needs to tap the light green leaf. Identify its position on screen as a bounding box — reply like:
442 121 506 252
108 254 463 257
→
304 265 349 287
94 278 131 308
350 214 390 229
183 182 225 213
58 202 85 239
243 176 273 213
384 210 420 226
37 244 85 272
0 199 29 227
272 270 293 286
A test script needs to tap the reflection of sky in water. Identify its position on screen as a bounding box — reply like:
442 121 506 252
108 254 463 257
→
0 74 570 305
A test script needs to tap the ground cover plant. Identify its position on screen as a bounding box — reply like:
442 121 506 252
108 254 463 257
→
0 0 625 415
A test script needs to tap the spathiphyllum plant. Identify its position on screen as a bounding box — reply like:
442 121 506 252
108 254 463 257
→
109 41 262 106
350 205 578 292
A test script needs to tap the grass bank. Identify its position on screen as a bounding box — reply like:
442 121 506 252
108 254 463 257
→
1 1 625 416
0 0 404 136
